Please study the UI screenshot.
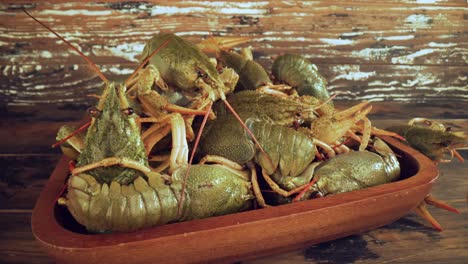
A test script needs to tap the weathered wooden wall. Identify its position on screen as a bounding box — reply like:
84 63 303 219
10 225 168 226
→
0 1 467 263
1 0 467 111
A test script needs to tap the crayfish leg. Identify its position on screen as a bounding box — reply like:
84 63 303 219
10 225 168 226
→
249 163 270 208
414 202 443 232
293 177 318 202
425 194 460 214
413 195 459 232
261 168 312 198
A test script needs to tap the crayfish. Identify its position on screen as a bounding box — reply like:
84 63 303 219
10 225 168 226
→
387 118 467 231
25 10 255 232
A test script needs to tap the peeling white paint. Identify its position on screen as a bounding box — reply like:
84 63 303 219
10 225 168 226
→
41 9 113 16
401 79 419 87
391 48 435 64
189 1 269 8
3 65 11 76
102 66 134 75
149 3 268 16
428 42 456 48
368 80 400 87
105 43 145 62
259 36 308 42
330 65 376 82
263 31 296 36
333 71 376 81
218 7 267 15
404 14 432 29
415 0 441 4
41 51 53 58
416 0 446 4
340 32 364 38
352 46 407 60
376 35 414 41
319 38 354 46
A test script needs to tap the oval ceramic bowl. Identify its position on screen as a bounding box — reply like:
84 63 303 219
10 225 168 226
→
31 137 438 264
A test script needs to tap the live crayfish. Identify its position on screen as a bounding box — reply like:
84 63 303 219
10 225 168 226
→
125 33 264 156
387 118 467 163
56 78 254 232
199 39 330 99
24 10 255 232
386 118 467 231
198 90 402 206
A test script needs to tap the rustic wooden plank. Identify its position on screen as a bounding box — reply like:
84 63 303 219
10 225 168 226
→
0 119 74 154
0 155 60 210
0 1 465 66
0 213 54 264
1 63 466 107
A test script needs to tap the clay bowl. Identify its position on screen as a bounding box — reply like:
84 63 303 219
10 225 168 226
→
32 136 438 263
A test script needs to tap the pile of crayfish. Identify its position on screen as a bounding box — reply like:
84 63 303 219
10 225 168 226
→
25 11 466 234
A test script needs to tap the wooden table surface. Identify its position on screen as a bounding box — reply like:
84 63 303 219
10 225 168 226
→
1 1 467 263
1 119 466 264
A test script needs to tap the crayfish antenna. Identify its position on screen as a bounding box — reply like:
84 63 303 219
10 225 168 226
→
413 194 459 232
23 9 109 84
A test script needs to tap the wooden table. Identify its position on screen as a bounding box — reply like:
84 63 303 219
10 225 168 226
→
1 1 467 263
1 119 466 264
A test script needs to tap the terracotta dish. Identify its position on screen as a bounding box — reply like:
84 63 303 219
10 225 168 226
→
32 136 437 263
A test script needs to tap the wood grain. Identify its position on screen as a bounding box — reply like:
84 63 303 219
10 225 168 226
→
0 155 60 210
1 63 467 107
1 0 467 108
0 213 54 264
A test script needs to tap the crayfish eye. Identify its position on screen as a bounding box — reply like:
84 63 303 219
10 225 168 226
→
121 107 135 116
196 69 206 78
87 107 102 118
196 67 210 82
